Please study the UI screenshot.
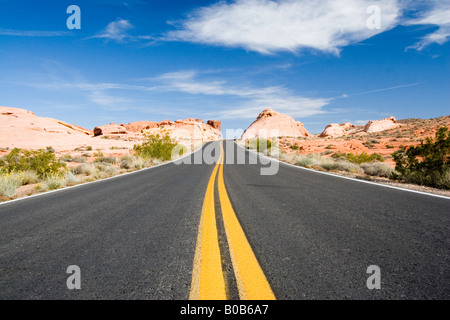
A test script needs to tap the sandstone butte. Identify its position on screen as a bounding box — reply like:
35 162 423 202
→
0 106 221 153
364 116 402 133
241 108 310 140
319 123 355 137
94 118 221 142
318 117 401 137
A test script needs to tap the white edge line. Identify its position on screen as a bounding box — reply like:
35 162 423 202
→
0 143 206 207
235 141 450 201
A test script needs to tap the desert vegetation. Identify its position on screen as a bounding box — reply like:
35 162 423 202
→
242 128 449 190
0 133 187 201
133 133 182 161
391 127 449 189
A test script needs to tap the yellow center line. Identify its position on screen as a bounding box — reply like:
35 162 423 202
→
217 142 276 300
189 146 227 300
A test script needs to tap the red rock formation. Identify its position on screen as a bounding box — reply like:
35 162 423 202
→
241 108 310 140
93 123 128 136
319 124 347 137
364 117 401 133
125 121 159 132
319 122 355 137
207 120 221 131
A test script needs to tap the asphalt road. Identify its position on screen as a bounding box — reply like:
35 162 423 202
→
0 140 449 299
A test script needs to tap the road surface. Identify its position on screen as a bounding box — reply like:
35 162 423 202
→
0 140 449 299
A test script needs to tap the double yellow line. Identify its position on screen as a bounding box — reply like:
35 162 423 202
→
189 142 275 300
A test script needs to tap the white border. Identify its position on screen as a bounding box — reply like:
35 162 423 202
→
0 144 205 206
235 141 450 200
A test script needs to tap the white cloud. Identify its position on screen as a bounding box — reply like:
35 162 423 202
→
90 19 155 43
219 96 330 119
166 0 400 54
405 1 450 50
91 19 138 42
153 71 287 97
153 70 331 119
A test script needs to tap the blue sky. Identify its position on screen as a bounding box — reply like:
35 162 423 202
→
0 0 449 134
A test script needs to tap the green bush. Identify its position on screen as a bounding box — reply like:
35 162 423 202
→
94 150 104 157
0 148 66 178
392 127 450 189
133 133 180 161
333 151 384 164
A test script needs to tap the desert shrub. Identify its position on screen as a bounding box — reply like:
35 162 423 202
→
94 156 117 164
392 127 450 189
101 165 119 176
21 170 40 185
72 157 87 163
318 158 338 171
334 152 384 164
46 146 55 153
133 133 180 161
292 154 321 167
94 150 104 157
0 148 66 178
60 154 73 162
400 169 450 189
334 161 364 174
0 171 23 197
65 171 77 184
120 155 145 169
361 162 395 177
290 145 300 151
45 174 66 190
74 163 97 176
86 146 93 151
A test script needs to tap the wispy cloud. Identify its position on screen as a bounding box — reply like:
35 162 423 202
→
89 19 153 43
405 1 450 50
90 19 134 42
0 28 69 37
165 0 400 55
344 82 422 97
150 70 332 119
150 70 281 97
